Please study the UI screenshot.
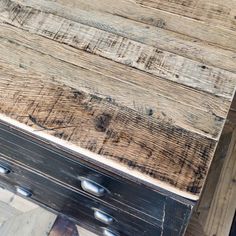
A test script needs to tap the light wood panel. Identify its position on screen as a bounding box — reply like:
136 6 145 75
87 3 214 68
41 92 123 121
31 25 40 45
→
135 0 236 31
0 188 56 236
0 24 230 138
1 0 236 76
186 108 236 235
0 187 98 236
203 126 236 236
14 0 236 52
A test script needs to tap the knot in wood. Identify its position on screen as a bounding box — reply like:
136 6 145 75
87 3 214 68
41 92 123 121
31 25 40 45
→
95 113 112 132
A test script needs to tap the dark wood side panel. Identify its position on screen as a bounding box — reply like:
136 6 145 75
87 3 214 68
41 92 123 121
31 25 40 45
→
0 120 193 233
0 158 167 236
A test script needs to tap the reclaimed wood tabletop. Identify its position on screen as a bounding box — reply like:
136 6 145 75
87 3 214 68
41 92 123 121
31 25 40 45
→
0 2 236 235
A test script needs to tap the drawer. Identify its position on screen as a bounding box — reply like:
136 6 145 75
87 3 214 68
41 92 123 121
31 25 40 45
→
0 122 193 235
0 157 162 236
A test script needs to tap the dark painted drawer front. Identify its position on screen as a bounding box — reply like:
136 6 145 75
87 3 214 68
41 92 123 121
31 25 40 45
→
0 158 161 236
0 121 193 235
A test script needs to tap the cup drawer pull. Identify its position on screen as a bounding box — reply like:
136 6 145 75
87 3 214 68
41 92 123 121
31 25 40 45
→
16 187 32 198
0 165 11 174
94 210 113 224
103 228 120 236
81 179 105 197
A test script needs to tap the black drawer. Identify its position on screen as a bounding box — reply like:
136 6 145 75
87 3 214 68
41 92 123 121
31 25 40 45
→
0 121 193 235
0 157 162 236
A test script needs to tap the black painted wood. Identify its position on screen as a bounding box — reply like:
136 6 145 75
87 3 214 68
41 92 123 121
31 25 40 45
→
230 211 236 236
0 121 193 235
0 158 162 236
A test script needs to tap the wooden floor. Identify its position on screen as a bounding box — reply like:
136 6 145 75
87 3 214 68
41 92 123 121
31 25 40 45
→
0 187 97 236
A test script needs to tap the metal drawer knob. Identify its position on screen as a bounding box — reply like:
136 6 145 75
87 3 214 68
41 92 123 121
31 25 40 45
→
16 187 32 198
94 209 113 225
81 179 105 197
0 165 11 174
103 228 120 236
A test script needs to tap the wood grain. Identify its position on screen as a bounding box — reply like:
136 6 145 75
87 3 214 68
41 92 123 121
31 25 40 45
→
0 0 235 200
0 24 230 139
135 0 236 31
21 0 236 51
202 128 236 236
0 66 217 196
1 0 236 77
186 118 236 235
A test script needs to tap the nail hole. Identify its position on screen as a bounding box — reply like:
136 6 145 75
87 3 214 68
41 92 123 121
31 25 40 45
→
147 109 153 116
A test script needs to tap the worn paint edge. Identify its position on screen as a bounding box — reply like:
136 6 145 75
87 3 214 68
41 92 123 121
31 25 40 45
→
0 113 199 201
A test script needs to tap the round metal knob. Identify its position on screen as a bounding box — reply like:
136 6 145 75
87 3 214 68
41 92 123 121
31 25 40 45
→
103 228 120 236
16 187 32 198
0 165 11 174
81 179 105 197
94 209 113 225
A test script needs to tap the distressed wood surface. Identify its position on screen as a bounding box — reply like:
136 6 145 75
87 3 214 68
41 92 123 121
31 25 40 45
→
19 0 236 52
135 0 236 31
186 104 236 235
202 127 236 236
0 0 235 200
1 0 236 76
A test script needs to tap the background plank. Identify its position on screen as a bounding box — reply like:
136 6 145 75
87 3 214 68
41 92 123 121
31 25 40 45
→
186 101 236 235
22 0 236 51
0 188 56 236
135 0 236 31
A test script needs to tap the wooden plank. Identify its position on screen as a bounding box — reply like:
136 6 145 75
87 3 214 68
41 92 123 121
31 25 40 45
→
0 24 231 139
202 128 236 236
0 0 234 200
1 0 236 77
184 213 206 236
186 121 236 235
0 0 234 201
19 0 236 52
0 187 57 236
0 208 56 236
135 0 236 31
0 65 217 199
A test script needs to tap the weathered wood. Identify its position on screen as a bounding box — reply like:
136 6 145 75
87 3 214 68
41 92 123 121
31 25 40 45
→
19 0 236 51
0 24 230 139
135 0 236 31
0 0 235 200
185 213 206 236
202 128 236 236
1 0 236 76
186 119 236 235
0 68 217 198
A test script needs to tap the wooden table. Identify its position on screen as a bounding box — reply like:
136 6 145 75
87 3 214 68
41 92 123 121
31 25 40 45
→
0 0 235 235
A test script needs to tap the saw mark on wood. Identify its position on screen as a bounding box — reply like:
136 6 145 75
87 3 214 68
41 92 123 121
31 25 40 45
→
1 0 236 99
